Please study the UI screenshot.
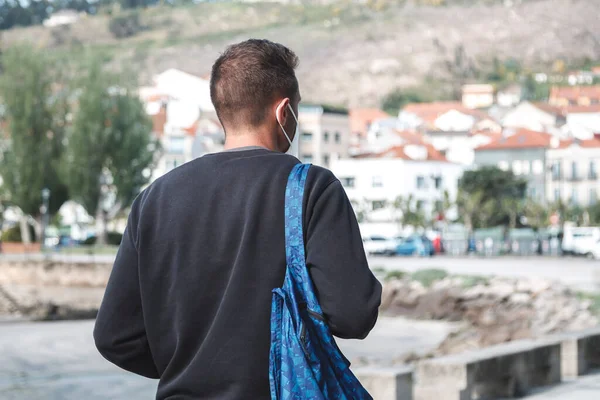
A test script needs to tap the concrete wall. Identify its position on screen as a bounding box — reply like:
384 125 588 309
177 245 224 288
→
354 327 600 400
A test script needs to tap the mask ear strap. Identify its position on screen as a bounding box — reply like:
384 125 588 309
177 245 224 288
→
277 101 293 146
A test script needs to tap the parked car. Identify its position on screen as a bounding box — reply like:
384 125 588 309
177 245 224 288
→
562 227 600 256
396 236 434 257
363 235 398 256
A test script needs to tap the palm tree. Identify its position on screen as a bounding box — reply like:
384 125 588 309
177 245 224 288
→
522 199 549 255
350 198 370 224
394 194 426 230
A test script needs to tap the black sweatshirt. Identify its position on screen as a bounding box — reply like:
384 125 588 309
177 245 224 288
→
93 148 382 400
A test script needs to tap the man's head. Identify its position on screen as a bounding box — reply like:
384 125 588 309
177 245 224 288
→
210 39 300 152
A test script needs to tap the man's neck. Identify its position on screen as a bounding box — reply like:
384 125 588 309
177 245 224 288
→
223 132 280 152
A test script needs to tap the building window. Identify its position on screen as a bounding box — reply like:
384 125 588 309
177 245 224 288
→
372 200 386 211
303 154 313 163
590 188 598 205
528 187 537 199
498 161 509 171
340 177 355 188
416 176 426 189
167 137 185 154
323 154 330 166
335 132 341 144
552 161 562 181
554 189 561 202
571 161 579 181
301 132 313 142
512 160 522 175
522 161 531 175
372 176 383 188
533 160 544 175
434 176 442 189
571 189 578 205
323 131 330 142
590 161 597 180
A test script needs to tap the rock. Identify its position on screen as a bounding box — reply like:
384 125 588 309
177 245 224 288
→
509 292 532 304
488 282 515 299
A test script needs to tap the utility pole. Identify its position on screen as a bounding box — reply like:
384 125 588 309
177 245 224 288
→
40 188 50 251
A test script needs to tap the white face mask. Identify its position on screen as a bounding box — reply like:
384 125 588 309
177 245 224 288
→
277 103 299 148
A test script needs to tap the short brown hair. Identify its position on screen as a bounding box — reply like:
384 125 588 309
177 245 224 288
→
210 39 299 130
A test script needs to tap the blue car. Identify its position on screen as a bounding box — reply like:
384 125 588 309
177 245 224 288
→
396 236 434 257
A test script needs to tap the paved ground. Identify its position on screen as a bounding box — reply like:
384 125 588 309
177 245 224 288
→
0 317 453 399
369 255 600 292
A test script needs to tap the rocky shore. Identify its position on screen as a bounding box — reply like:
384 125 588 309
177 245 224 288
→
0 283 102 321
380 273 599 361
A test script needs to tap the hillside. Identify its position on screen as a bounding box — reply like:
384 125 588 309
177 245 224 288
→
2 0 599 107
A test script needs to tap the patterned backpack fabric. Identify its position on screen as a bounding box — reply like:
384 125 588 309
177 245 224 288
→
269 164 372 400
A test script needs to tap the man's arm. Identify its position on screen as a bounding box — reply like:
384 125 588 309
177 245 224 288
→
93 203 159 379
305 179 382 340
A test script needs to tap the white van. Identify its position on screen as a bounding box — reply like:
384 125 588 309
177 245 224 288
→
562 227 600 256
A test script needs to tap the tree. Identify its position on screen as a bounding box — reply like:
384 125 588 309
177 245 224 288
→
456 190 494 239
523 199 549 231
0 45 69 243
458 166 527 228
63 61 157 244
381 89 428 116
394 195 426 229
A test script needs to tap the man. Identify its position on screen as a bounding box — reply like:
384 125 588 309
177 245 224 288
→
94 39 381 400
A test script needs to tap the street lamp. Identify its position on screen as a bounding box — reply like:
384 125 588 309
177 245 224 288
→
41 188 51 250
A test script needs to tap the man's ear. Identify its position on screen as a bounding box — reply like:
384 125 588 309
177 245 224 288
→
275 98 290 125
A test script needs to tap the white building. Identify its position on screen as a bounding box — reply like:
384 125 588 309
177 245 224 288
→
140 69 214 113
562 106 600 140
297 104 350 168
497 85 522 108
546 138 600 206
398 102 500 133
148 101 224 181
331 145 463 237
462 84 495 109
502 102 566 136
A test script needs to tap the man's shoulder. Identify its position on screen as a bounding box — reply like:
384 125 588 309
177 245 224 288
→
306 164 340 197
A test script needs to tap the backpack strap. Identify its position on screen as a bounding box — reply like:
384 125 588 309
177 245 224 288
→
284 163 321 312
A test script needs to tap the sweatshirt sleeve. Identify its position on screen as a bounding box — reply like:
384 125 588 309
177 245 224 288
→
93 200 159 379
304 179 382 340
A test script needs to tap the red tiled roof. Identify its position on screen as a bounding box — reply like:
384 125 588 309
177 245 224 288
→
402 102 493 126
476 129 554 151
394 129 426 144
349 108 390 136
562 105 600 114
375 143 448 162
556 138 600 149
581 138 600 148
531 102 566 117
550 85 600 101
184 120 199 136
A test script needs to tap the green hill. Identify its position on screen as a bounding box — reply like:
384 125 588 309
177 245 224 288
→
3 0 599 107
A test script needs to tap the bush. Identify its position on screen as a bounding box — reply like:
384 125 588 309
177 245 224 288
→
410 269 448 287
381 88 428 116
1 224 37 243
384 270 406 281
109 11 142 39
83 232 123 246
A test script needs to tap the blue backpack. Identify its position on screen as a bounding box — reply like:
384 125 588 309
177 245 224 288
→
269 164 372 400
